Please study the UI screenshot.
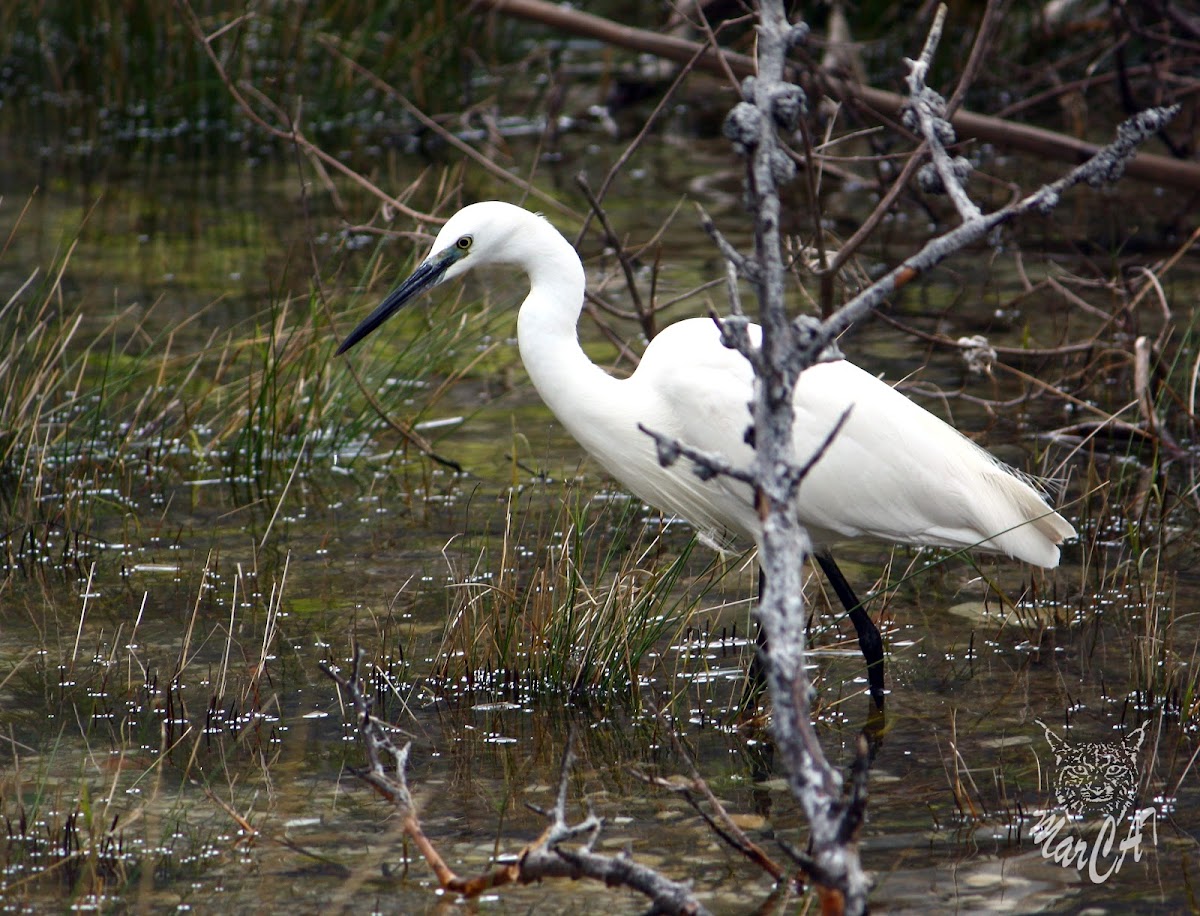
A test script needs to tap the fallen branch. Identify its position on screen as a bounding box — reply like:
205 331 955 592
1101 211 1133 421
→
473 0 1200 193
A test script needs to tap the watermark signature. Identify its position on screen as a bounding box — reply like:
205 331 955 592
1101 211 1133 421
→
1032 719 1156 884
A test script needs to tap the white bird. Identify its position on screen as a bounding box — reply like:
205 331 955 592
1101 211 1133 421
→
337 201 1077 706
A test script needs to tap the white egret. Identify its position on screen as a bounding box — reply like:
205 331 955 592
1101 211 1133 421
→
337 201 1076 706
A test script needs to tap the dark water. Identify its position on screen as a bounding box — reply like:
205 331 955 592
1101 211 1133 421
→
0 111 1197 914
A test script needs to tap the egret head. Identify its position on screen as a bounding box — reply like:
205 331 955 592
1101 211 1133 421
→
336 201 535 355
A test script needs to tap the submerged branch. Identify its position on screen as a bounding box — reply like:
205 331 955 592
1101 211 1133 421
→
635 708 797 887
322 648 710 915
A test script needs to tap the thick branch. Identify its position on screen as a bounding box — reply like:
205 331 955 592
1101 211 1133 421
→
718 4 874 915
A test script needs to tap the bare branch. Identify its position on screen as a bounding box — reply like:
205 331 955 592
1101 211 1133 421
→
709 301 759 368
637 422 757 486
716 4 876 912
175 0 433 223
902 6 981 220
820 103 1180 351
323 648 711 914
695 203 758 281
576 174 654 338
782 406 852 497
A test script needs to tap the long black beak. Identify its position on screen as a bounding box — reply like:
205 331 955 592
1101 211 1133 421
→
336 251 454 355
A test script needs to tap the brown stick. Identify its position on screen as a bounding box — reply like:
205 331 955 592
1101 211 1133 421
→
474 0 1200 192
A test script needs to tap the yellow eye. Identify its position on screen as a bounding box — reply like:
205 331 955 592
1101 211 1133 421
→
456 235 472 251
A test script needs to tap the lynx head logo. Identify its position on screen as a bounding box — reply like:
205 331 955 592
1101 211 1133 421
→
1037 720 1148 822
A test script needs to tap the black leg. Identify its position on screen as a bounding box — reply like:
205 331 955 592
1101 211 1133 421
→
814 550 885 708
740 569 770 711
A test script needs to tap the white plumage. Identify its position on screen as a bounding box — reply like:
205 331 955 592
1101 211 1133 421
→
338 201 1077 700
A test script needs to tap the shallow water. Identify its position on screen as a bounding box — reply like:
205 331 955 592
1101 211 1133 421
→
1 71 1198 915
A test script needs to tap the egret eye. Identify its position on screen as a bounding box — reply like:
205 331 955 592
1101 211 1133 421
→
456 235 473 251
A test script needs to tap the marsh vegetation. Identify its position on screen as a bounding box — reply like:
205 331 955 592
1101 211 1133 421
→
0 1 1197 911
